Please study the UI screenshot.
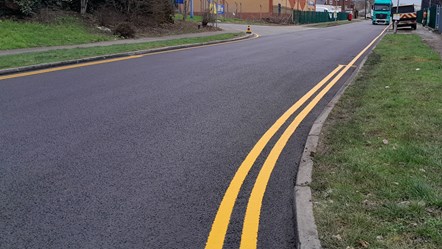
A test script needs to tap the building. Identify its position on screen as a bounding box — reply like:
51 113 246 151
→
325 0 354 11
192 0 315 19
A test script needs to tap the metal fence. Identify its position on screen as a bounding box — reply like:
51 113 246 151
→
293 10 348 24
436 6 442 32
429 6 437 28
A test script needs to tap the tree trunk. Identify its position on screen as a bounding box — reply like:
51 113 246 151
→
80 0 89 15
183 0 188 21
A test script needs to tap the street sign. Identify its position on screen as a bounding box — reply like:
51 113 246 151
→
393 13 400 20
217 4 224 15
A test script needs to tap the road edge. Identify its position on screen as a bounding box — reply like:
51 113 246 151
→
0 33 254 76
294 31 387 249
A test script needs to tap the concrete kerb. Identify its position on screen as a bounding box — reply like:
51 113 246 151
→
294 32 386 249
0 33 255 76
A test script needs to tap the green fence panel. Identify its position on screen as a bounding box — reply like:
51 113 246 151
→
293 10 334 24
337 12 348 21
417 10 423 24
429 6 437 28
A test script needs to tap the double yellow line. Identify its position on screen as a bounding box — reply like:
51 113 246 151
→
205 26 389 249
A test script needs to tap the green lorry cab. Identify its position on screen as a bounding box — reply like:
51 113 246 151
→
372 0 392 25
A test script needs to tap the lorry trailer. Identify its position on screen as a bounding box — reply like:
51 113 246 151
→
391 5 417 29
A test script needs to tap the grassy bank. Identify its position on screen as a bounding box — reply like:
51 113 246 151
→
312 34 442 249
0 33 242 70
0 17 111 50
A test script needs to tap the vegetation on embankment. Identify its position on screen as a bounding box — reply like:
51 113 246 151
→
0 17 111 50
312 34 442 249
0 33 243 70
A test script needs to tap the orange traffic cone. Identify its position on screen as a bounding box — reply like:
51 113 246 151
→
246 25 252 34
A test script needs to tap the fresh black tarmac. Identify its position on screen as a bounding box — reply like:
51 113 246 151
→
0 21 384 248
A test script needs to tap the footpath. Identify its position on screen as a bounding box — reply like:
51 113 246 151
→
0 29 237 56
2 21 440 58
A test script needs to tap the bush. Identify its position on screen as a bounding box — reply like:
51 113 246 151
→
114 22 135 38
202 12 214 27
2 0 174 27
94 6 126 27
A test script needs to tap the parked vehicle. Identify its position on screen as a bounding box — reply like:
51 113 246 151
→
391 4 417 29
372 0 392 25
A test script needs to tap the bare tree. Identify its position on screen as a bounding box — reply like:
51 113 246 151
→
183 0 189 21
80 0 88 14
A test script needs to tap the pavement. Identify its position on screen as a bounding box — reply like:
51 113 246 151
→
0 23 315 57
0 30 237 56
0 20 385 248
0 19 442 56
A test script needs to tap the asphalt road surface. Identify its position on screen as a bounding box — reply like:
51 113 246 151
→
1 21 386 248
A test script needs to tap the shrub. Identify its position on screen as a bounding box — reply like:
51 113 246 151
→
202 12 214 27
114 22 135 38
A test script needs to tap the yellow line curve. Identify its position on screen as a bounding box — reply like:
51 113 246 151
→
239 25 390 249
205 65 344 249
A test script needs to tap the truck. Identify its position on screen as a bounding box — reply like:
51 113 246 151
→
372 0 392 25
391 5 417 30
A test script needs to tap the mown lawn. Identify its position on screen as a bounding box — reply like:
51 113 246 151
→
0 33 243 70
312 34 442 249
0 17 112 50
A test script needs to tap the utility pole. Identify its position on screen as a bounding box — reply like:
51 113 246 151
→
190 0 194 18
394 0 400 33
335 0 338 21
364 0 367 19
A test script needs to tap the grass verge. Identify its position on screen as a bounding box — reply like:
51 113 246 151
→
0 33 243 70
312 34 442 249
305 19 360 28
174 14 268 25
174 14 203 23
0 17 112 50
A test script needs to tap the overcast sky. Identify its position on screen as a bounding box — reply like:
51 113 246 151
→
393 0 422 6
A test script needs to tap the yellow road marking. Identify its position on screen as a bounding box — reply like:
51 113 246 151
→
0 56 143 81
240 66 347 248
0 34 259 82
204 65 344 249
239 25 390 249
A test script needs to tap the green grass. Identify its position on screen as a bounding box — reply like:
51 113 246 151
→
312 34 442 249
305 19 360 28
174 14 267 25
0 17 112 50
174 14 203 22
218 17 268 25
0 33 242 70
